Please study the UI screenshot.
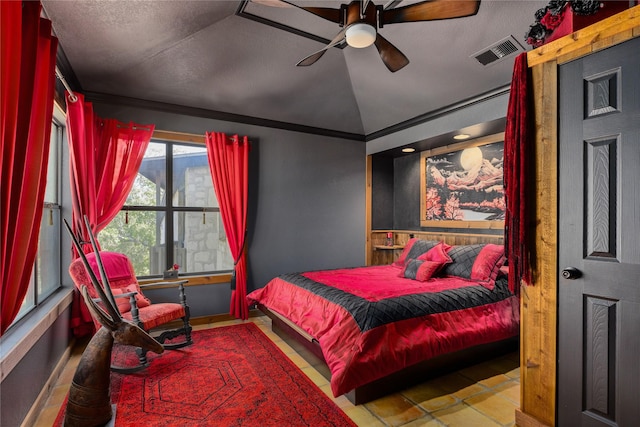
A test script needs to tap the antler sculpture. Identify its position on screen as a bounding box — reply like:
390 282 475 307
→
63 217 163 427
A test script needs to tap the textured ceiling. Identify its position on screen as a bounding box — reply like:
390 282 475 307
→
42 0 547 137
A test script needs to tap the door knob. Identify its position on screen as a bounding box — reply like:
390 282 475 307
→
561 267 582 280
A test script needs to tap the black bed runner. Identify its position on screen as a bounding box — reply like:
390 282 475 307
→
278 273 513 332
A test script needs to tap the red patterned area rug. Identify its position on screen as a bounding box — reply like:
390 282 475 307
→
56 323 356 426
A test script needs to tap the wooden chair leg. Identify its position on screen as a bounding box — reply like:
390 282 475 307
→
156 318 193 350
183 317 192 344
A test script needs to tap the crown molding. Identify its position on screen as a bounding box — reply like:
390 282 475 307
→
84 92 366 142
365 85 511 142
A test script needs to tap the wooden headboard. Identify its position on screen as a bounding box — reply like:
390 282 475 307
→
369 230 503 265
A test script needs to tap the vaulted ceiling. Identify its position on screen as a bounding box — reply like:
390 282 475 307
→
42 0 547 138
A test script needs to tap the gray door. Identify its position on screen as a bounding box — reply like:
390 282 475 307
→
558 37 640 426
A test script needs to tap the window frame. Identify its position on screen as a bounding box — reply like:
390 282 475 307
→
11 111 64 325
103 132 233 279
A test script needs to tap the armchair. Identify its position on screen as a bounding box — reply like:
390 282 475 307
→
69 251 193 373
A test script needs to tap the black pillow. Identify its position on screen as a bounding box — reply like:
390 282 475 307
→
404 240 439 262
441 244 485 279
402 259 423 280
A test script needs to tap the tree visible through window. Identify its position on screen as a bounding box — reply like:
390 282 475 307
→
99 140 233 277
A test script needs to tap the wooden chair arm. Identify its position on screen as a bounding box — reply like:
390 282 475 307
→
117 292 137 298
139 280 189 310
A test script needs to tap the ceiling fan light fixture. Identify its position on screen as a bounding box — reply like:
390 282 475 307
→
345 23 376 48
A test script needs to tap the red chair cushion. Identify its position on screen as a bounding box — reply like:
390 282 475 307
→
123 303 186 330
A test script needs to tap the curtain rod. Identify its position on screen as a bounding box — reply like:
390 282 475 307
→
54 68 152 131
55 66 78 102
54 69 237 138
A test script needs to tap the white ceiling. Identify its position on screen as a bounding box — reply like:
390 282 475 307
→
42 0 548 138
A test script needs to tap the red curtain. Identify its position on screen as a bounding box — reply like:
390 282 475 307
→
66 93 154 336
66 93 154 253
1 1 58 335
205 132 250 320
504 52 533 294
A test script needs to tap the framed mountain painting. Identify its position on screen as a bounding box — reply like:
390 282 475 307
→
420 133 505 229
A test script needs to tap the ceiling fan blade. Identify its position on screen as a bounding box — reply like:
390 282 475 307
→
381 0 480 25
374 33 409 72
250 0 293 8
296 50 329 67
252 0 341 23
296 29 347 67
296 5 342 24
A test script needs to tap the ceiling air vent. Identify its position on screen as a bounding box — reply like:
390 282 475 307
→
471 36 525 66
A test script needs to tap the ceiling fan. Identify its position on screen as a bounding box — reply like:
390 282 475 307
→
255 0 481 72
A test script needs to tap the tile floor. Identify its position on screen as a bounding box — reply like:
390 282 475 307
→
33 316 520 427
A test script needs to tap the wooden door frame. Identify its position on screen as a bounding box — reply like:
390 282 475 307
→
517 6 640 427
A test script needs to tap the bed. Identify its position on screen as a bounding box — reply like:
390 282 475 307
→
247 239 520 404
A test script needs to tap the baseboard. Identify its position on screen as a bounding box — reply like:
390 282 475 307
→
515 408 552 427
164 309 265 328
20 340 75 427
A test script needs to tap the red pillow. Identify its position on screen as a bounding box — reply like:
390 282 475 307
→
108 284 151 312
500 265 509 276
109 288 132 313
392 238 419 267
125 284 151 308
113 283 151 313
418 242 452 264
401 258 449 282
470 244 506 283
415 260 449 281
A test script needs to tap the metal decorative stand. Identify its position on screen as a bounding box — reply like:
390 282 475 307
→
63 217 163 427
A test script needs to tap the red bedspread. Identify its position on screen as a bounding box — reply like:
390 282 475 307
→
247 265 519 397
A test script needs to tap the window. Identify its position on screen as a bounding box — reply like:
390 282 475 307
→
99 140 233 277
14 120 63 322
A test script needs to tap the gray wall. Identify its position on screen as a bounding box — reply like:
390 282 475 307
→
93 101 367 299
371 155 394 230
144 284 232 318
393 153 421 230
